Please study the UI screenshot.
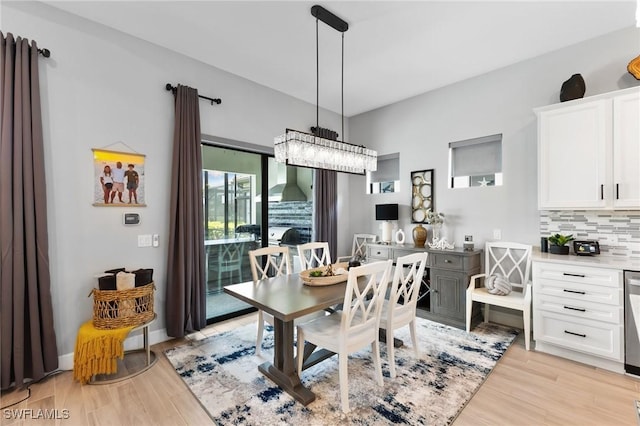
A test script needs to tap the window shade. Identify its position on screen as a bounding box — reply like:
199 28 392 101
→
450 134 502 177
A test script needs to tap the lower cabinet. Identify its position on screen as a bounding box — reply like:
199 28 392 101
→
366 244 482 329
532 260 624 372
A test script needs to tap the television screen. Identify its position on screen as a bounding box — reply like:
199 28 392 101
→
375 203 398 221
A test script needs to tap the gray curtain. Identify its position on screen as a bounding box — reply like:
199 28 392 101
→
165 85 206 338
0 32 58 390
314 169 337 258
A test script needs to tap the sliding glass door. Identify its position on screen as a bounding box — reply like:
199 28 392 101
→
202 143 313 323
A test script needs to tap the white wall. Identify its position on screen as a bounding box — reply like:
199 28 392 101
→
343 26 640 253
2 2 348 360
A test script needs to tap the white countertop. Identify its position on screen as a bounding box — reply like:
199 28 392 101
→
533 249 640 271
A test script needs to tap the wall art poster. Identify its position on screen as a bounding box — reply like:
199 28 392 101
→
93 149 146 207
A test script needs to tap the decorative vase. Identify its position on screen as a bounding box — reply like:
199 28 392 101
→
549 245 569 255
412 224 427 248
395 229 405 245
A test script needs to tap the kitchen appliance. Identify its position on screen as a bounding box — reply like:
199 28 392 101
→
573 240 600 256
625 270 640 376
267 227 300 247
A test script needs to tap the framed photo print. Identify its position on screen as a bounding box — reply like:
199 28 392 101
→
93 148 146 207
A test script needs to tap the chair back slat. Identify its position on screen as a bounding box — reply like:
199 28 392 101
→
249 246 291 281
341 260 392 335
485 242 532 290
352 234 377 259
297 242 331 270
390 252 429 308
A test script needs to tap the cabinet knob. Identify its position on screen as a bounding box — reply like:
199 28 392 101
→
444 259 451 263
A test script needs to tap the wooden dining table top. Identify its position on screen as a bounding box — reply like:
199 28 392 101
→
224 273 350 322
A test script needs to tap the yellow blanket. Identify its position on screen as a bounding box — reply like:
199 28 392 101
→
73 321 134 384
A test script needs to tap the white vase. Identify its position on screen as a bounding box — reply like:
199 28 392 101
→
431 223 442 242
395 229 405 245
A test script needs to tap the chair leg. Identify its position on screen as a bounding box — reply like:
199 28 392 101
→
466 298 473 332
386 327 396 378
256 310 264 355
372 339 383 387
483 304 490 323
296 328 304 374
409 320 419 357
523 307 531 351
339 352 350 414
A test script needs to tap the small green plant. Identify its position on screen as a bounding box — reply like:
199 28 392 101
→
548 233 574 246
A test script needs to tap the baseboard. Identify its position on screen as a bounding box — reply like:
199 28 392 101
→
535 341 624 374
58 327 171 371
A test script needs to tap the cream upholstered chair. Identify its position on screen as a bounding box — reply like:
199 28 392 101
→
466 242 533 350
296 260 393 413
336 233 377 262
248 246 291 355
297 241 332 270
379 252 428 378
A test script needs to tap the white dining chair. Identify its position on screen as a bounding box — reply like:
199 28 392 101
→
297 241 332 270
248 246 291 355
466 242 533 350
379 252 428 378
336 233 377 262
296 260 393 413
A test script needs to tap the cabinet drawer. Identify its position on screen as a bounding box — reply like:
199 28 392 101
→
534 278 621 306
367 246 390 260
535 294 623 324
430 253 464 270
533 311 622 361
533 263 621 288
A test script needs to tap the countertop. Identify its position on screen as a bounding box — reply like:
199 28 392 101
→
533 249 640 271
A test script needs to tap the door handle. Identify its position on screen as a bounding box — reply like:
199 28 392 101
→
616 183 619 200
600 184 604 200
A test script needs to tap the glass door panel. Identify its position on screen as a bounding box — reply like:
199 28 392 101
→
203 146 261 322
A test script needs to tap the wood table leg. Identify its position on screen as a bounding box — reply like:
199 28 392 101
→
257 317 316 405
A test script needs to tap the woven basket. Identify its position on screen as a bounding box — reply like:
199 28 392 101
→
90 282 155 329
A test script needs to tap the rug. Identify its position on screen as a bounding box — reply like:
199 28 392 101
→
165 318 518 425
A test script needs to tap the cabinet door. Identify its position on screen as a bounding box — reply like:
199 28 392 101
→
538 100 611 209
430 269 464 320
613 91 640 209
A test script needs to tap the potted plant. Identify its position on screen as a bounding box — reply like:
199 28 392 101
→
547 233 574 255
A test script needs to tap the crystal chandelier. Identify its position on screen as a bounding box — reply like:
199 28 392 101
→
274 5 377 176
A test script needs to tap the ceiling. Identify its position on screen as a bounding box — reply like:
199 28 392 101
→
44 1 637 117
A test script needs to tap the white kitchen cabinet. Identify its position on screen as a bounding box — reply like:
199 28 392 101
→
532 261 623 372
612 91 640 208
536 86 640 210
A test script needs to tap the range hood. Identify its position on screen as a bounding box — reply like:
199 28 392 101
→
268 166 307 202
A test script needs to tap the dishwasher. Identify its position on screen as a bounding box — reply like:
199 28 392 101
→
625 270 640 376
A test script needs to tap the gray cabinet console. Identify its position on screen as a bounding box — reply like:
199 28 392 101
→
367 243 482 329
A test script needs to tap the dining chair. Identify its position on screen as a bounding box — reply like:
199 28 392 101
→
379 252 428 378
466 242 533 350
216 241 245 283
248 246 292 355
297 241 332 270
336 233 377 263
296 260 393 413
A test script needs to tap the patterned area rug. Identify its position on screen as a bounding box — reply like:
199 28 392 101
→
165 318 518 425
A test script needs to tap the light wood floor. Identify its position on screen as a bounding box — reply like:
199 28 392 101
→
2 313 639 425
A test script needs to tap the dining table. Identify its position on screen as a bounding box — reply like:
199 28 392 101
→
224 272 357 405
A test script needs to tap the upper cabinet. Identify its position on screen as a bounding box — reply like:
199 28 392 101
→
536 87 640 210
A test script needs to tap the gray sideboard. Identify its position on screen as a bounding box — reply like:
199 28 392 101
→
366 243 482 329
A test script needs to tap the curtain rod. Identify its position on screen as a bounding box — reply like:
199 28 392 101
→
165 83 221 105
37 48 51 58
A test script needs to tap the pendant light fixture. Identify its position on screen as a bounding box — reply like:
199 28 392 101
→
274 5 377 175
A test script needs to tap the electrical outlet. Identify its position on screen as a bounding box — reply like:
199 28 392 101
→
152 234 159 247
493 229 502 240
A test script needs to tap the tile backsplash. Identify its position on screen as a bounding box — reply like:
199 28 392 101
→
540 211 640 259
